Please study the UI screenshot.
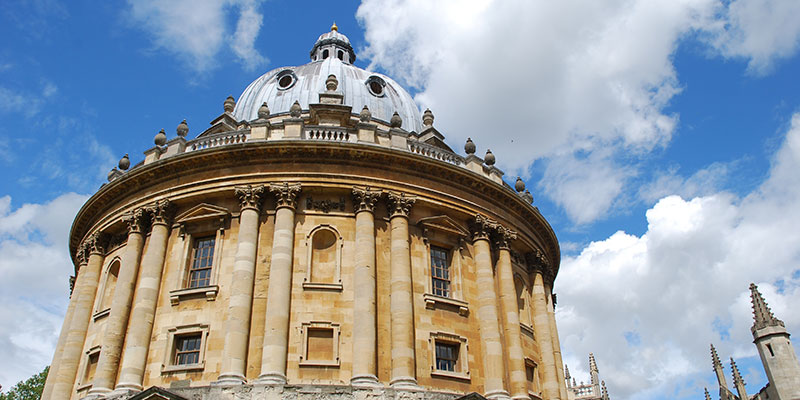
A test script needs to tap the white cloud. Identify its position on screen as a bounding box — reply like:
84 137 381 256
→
638 162 732 204
0 193 88 388
126 0 267 75
556 113 800 399
356 0 800 224
0 80 58 117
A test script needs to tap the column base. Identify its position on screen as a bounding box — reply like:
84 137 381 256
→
212 372 246 386
390 376 419 390
350 374 381 387
484 389 511 400
109 385 140 397
254 371 287 385
511 395 531 400
86 386 112 398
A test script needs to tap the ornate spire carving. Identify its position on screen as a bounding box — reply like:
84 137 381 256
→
123 207 150 235
711 343 722 370
470 214 497 242
730 358 744 385
147 199 176 226
750 283 784 331
589 353 598 373
493 225 517 250
352 186 381 213
386 191 415 218
601 380 609 400
235 185 267 212
704 388 711 400
269 182 302 210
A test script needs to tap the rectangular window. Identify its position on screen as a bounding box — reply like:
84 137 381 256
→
84 352 99 382
430 246 451 297
188 236 215 288
306 328 334 361
174 334 202 365
435 341 459 372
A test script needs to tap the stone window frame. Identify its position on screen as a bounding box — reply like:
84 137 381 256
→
428 331 470 381
298 321 341 367
514 270 535 339
417 215 470 316
168 203 229 305
525 357 542 399
93 256 121 321
75 345 101 392
302 224 343 291
162 323 209 373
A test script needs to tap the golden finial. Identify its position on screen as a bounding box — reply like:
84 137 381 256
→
331 21 338 32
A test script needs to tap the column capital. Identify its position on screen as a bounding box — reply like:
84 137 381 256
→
386 191 415 218
235 184 267 212
352 186 381 213
146 198 175 227
83 231 109 256
123 207 150 235
470 214 497 242
526 249 554 283
76 240 89 266
493 225 517 250
269 182 302 210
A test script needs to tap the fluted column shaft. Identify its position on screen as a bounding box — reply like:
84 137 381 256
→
546 283 568 399
351 187 381 386
257 182 301 384
532 270 559 399
217 185 266 385
471 221 508 399
50 235 105 399
42 274 79 399
116 200 174 392
90 210 149 395
495 231 528 400
387 192 417 388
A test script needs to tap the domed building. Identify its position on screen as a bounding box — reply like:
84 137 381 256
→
42 25 567 400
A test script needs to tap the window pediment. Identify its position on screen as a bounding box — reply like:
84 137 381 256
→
416 215 468 238
175 203 230 226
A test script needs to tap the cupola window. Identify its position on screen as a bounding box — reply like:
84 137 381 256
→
276 70 298 90
322 49 329 59
337 50 344 60
366 76 386 97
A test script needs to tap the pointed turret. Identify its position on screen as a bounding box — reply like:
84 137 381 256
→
564 364 572 388
601 380 610 400
750 283 784 332
704 387 711 400
730 357 747 400
589 353 601 395
711 344 729 394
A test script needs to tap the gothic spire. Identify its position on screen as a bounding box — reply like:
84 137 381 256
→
750 283 784 331
704 387 711 400
601 380 609 400
711 344 728 389
589 353 600 386
731 358 747 400
589 353 598 372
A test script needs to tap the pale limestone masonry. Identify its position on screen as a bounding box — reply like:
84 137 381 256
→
43 26 567 400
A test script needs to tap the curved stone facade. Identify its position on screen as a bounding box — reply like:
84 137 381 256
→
43 28 566 400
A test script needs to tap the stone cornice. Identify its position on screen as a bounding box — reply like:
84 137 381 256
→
70 141 560 279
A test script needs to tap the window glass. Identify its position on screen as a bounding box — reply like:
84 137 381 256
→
431 246 451 297
188 236 214 288
435 342 459 372
175 334 202 365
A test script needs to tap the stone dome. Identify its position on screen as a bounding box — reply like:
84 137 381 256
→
233 28 423 133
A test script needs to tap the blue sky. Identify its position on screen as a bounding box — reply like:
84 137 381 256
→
1 1 800 399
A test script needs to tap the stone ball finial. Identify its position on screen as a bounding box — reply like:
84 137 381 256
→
390 111 402 128
515 177 525 193
422 108 434 127
484 149 495 166
257 102 270 120
176 119 189 137
118 154 130 170
224 95 235 113
290 100 302 118
523 189 534 204
154 128 167 146
465 137 476 154
359 105 371 123
326 74 338 91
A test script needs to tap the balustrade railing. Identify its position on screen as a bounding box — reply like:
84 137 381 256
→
304 126 354 142
187 131 248 151
407 141 464 166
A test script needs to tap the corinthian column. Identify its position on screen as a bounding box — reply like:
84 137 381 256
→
90 209 149 396
216 185 266 385
471 215 509 400
386 191 418 389
529 251 559 400
115 199 174 393
257 182 301 384
49 233 107 399
350 186 381 386
495 227 528 400
546 283 569 399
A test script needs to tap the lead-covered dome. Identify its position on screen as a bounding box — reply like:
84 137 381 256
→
233 26 423 132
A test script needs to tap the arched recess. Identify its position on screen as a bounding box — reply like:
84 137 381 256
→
515 272 534 333
303 224 343 291
93 257 121 320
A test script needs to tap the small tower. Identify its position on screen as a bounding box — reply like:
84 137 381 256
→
749 283 800 399
565 364 572 388
589 353 601 396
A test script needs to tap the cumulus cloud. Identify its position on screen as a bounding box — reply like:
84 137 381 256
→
556 113 800 399
638 162 733 204
125 0 267 74
356 0 800 224
0 193 88 389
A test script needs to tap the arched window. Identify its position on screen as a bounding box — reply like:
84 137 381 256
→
337 50 344 60
94 259 120 319
515 274 533 327
303 225 342 290
322 49 329 59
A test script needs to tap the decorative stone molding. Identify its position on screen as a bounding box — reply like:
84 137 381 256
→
423 293 469 316
269 182 302 210
428 331 470 381
352 186 381 213
85 232 109 256
299 321 341 367
386 191 415 218
470 214 497 242
147 199 176 226
305 196 345 213
493 226 518 250
234 185 267 212
76 240 89 266
123 207 150 235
